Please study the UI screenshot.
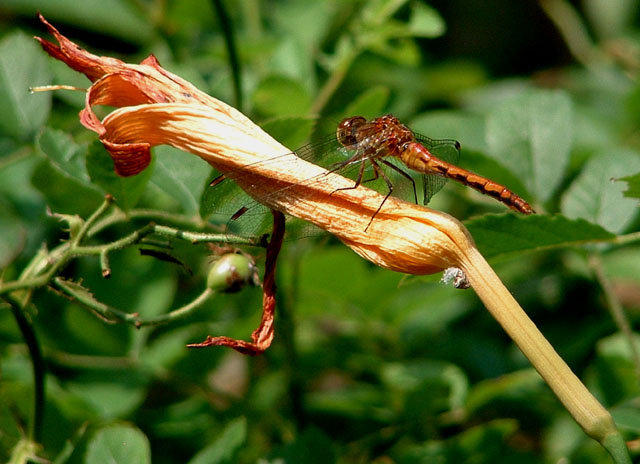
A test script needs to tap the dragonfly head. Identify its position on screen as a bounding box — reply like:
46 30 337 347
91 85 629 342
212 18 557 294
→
337 116 367 148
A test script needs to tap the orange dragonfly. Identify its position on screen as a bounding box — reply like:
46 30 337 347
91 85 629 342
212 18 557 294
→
207 114 534 237
334 114 534 218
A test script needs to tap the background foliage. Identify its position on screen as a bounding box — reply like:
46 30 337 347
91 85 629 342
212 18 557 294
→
1 0 640 463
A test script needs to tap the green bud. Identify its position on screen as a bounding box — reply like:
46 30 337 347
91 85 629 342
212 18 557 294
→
206 253 259 293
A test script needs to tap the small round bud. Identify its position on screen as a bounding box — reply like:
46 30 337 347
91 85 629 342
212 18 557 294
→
206 253 259 293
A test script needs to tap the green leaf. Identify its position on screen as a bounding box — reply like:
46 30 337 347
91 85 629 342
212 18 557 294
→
465 370 545 415
381 360 468 410
187 417 246 464
486 89 573 202
457 149 531 207
464 214 615 260
411 111 486 152
396 419 521 463
592 333 640 405
86 141 152 211
0 31 51 138
67 379 147 419
31 160 103 216
619 172 640 199
37 128 92 186
150 146 212 217
407 2 446 38
252 76 312 118
5 0 153 44
583 0 639 39
611 406 640 434
601 247 640 282
0 201 25 268
85 424 150 464
261 116 316 150
561 150 640 233
278 428 336 464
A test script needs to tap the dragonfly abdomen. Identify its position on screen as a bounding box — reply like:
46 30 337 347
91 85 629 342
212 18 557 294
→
447 167 534 214
401 143 534 214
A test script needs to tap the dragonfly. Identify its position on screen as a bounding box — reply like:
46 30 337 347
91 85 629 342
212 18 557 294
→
207 114 534 239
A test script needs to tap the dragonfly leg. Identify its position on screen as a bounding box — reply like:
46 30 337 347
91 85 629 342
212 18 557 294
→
379 159 418 204
329 150 369 195
363 158 395 231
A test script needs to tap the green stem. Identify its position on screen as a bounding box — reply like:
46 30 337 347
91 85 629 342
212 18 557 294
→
211 0 243 110
588 254 640 384
72 194 115 245
53 277 215 327
539 0 598 67
136 288 215 327
87 208 205 237
613 230 640 246
310 49 356 115
152 224 256 245
276 253 306 426
0 222 257 297
4 297 45 444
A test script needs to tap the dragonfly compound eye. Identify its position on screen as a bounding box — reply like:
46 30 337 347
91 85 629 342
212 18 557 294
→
337 116 367 148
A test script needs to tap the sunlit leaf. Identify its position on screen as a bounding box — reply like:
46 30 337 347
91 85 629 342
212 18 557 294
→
252 76 311 118
464 214 615 259
0 31 51 138
407 2 446 38
150 146 212 217
37 128 92 186
486 90 573 202
261 116 316 150
561 150 640 233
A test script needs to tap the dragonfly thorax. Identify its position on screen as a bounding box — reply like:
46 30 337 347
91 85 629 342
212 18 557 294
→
337 114 416 159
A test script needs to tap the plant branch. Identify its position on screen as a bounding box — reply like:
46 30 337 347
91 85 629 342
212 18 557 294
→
53 277 216 327
3 296 45 444
588 253 640 385
539 0 599 67
0 199 260 299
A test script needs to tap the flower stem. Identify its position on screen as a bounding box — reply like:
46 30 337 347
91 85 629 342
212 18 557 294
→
460 246 630 463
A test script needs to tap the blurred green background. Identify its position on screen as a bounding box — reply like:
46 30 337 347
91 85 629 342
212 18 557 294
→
1 1 640 463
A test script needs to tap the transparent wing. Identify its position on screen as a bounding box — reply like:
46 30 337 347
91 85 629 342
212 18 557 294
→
203 127 461 241
414 134 461 204
202 134 360 241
